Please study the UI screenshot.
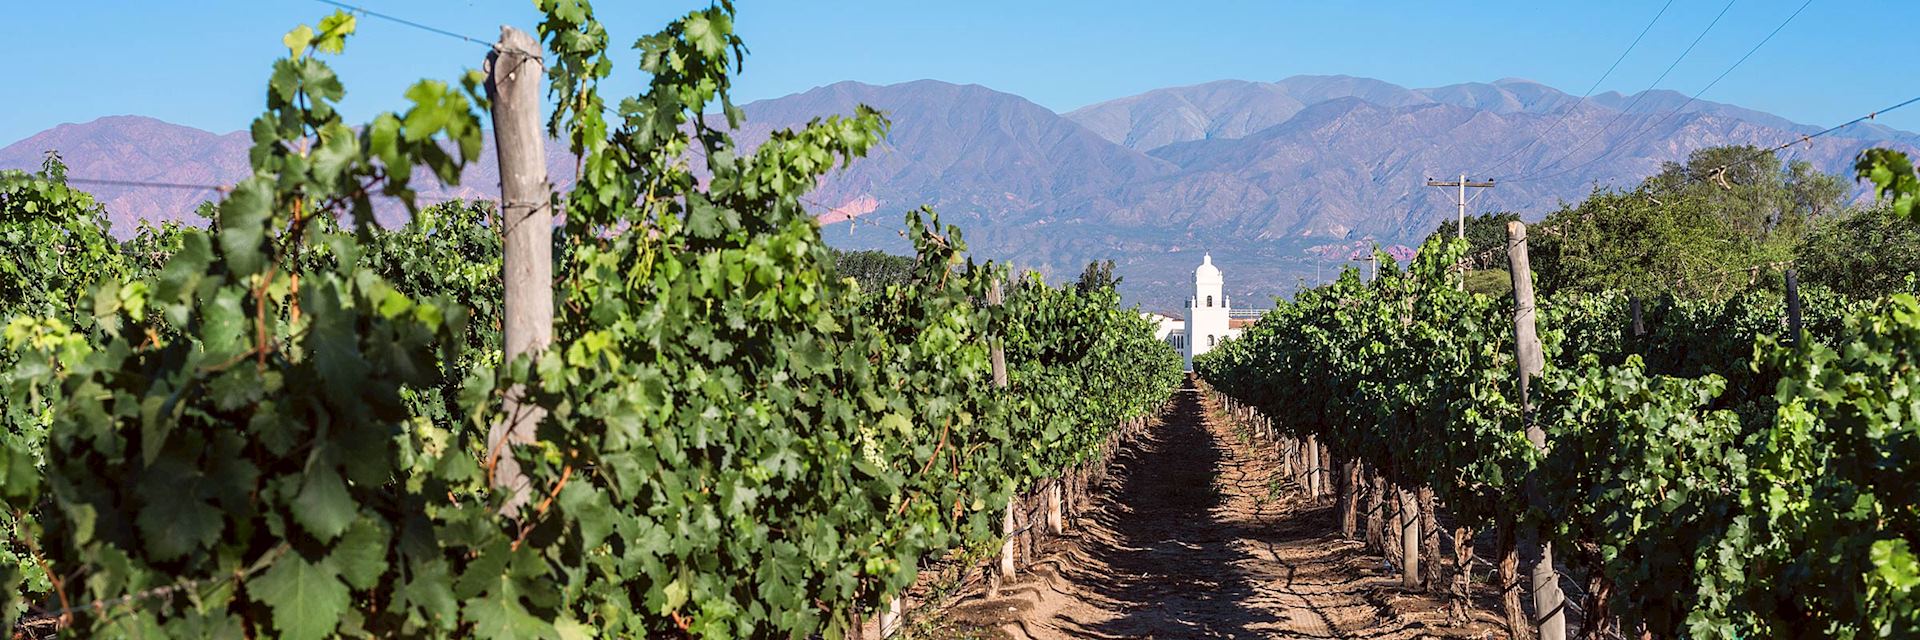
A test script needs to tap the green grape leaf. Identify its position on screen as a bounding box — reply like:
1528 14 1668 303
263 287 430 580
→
315 10 356 54
292 466 355 542
247 553 349 640
283 24 314 58
463 587 556 640
394 559 460 630
217 179 271 276
134 466 223 561
329 518 389 590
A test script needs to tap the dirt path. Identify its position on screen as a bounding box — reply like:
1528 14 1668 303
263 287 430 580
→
920 379 1504 639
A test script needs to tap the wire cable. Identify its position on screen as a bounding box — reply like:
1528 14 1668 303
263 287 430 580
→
64 177 229 192
1694 93 1920 179
1500 0 1741 181
310 0 492 49
1504 0 1817 185
1445 94 1920 273
51 175 491 213
1475 0 1678 178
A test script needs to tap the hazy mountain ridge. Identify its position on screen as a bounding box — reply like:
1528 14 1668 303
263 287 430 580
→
1062 75 1866 152
0 117 579 233
5 74 1914 306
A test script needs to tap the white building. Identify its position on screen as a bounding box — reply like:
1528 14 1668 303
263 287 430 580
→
1153 253 1250 370
1142 310 1186 349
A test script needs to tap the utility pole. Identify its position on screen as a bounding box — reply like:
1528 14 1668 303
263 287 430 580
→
1352 253 1378 282
486 26 550 518
1427 174 1497 239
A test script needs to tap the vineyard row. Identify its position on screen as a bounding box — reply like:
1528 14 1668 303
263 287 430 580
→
0 3 1187 639
1197 225 1919 639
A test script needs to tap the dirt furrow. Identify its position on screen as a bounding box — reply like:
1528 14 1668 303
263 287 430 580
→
914 379 1505 639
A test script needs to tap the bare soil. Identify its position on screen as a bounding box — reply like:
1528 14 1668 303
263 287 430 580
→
908 380 1509 639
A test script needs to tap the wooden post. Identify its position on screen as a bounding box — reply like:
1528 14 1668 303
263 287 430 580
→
1365 471 1387 554
1629 296 1645 338
1279 437 1294 478
997 504 1016 579
1298 438 1312 493
1046 482 1064 535
989 278 1015 588
1313 442 1328 499
1506 221 1565 640
1785 269 1803 347
1304 434 1321 499
1399 487 1421 589
877 596 903 638
990 278 1008 389
1419 486 1442 589
1383 483 1403 567
485 26 550 518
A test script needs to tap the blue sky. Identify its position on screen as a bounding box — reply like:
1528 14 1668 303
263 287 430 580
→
5 1 1917 145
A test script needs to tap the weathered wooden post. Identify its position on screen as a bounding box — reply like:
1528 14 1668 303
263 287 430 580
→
876 597 903 639
1366 472 1388 554
1506 221 1565 640
1629 296 1645 338
1318 442 1332 500
485 26 550 518
1304 434 1321 498
1785 269 1803 347
1046 480 1064 535
1399 487 1421 589
989 278 1016 596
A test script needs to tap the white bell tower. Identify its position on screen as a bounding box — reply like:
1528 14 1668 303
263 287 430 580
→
1186 253 1229 368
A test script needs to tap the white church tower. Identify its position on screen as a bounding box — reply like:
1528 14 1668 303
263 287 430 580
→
1185 253 1230 368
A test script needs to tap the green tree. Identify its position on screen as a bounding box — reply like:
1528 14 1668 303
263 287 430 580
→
1797 204 1920 298
1075 258 1122 294
1530 146 1846 298
829 247 914 291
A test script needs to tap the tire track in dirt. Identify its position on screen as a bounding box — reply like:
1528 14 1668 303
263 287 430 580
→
927 378 1504 639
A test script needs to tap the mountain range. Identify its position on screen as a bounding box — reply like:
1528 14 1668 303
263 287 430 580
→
4 75 1914 308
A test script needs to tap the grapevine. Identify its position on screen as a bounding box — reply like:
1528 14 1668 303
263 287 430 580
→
1197 231 1920 638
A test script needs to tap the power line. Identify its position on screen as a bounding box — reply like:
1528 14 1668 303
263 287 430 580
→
52 175 492 212
1441 96 1920 281
1504 0 1816 185
310 0 493 49
1501 0 1741 182
65 177 229 193
1475 0 1678 178
1434 97 1914 289
1697 94 1920 180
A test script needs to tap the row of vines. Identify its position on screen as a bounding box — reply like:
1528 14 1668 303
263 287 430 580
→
1196 227 1919 638
0 2 1182 638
